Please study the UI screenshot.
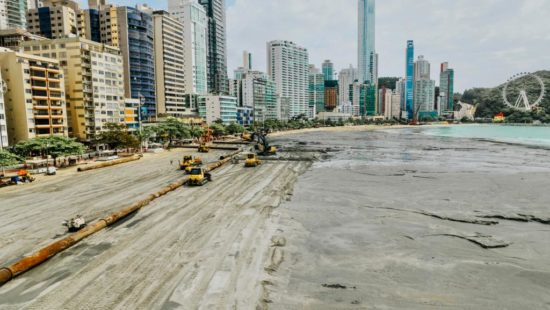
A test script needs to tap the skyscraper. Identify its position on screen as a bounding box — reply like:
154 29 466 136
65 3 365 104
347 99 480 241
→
309 65 325 115
439 62 454 114
198 0 228 95
169 0 208 97
405 40 414 119
413 55 436 118
358 0 375 84
338 65 357 106
322 59 334 81
26 0 80 39
414 55 430 81
153 10 186 117
267 40 309 118
116 6 156 119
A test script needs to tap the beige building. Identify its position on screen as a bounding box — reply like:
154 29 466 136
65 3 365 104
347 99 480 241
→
21 38 125 141
0 69 7 149
153 10 186 117
0 47 68 145
26 0 79 39
0 28 46 52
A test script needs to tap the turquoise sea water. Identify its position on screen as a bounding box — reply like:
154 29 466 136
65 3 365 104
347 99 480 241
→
422 125 550 147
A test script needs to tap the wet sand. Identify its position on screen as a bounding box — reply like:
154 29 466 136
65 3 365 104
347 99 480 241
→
0 126 549 309
266 127 550 309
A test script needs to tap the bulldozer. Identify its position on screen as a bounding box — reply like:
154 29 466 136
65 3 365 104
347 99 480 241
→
244 153 261 167
180 155 203 171
198 143 210 153
241 132 253 142
188 167 212 186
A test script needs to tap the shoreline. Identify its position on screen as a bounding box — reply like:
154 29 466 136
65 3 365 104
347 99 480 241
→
269 124 412 137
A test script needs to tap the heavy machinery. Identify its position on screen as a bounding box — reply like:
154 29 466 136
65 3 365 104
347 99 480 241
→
241 132 253 142
188 167 212 186
198 143 210 153
180 155 194 170
63 215 86 232
252 129 277 156
244 153 261 167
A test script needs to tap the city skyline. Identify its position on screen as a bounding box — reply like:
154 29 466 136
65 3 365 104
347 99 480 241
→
97 0 550 92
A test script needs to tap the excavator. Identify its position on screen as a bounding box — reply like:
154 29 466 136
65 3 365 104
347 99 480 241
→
198 143 210 153
251 129 277 156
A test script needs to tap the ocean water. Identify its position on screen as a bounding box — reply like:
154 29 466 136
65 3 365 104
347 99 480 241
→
421 125 550 147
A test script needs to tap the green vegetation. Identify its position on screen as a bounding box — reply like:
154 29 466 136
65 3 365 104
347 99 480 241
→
12 136 85 160
0 150 21 167
96 123 140 151
461 70 550 123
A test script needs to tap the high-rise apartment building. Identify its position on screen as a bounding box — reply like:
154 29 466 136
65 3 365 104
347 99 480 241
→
198 95 236 125
116 6 156 119
240 71 278 123
171 0 208 98
352 81 376 116
267 40 309 118
358 0 375 84
308 65 324 115
405 40 414 119
198 0 228 94
338 65 357 106
22 38 125 141
322 59 334 81
383 90 401 120
414 55 430 81
414 79 436 118
0 0 27 30
439 62 454 114
153 10 186 118
0 47 68 144
0 70 7 149
413 55 436 118
26 0 79 39
324 80 338 111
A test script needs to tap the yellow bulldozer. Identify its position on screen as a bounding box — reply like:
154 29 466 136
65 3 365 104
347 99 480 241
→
198 143 210 153
188 167 212 186
244 153 261 167
180 155 203 172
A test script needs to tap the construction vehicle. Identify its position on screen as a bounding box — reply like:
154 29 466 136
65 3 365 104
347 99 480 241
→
63 215 86 232
188 167 212 186
180 155 193 170
242 132 253 142
244 153 261 167
252 129 277 156
198 143 210 153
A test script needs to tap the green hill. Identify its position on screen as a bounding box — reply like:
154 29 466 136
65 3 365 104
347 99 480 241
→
461 70 550 123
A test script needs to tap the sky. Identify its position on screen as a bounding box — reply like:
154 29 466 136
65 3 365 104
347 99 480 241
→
84 0 550 92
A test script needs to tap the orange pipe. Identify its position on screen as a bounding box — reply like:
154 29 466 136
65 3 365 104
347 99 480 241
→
77 155 141 172
0 149 241 286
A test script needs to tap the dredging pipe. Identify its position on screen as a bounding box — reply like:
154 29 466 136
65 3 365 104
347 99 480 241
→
77 154 142 172
0 149 241 286
179 145 242 151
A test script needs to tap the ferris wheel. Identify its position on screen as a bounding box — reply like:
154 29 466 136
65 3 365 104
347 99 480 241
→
502 72 546 111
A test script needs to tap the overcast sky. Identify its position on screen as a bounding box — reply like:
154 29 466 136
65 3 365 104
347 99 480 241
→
85 0 550 92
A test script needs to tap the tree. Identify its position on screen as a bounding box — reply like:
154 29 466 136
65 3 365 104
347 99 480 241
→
209 123 225 137
154 117 191 147
0 150 21 167
190 126 205 139
226 123 245 135
97 123 140 151
13 136 85 165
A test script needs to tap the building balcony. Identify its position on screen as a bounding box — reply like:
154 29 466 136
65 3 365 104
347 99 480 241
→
35 124 52 129
50 105 63 110
30 66 46 72
32 95 49 100
31 76 47 81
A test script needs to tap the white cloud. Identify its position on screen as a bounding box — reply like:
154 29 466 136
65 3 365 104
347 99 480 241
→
227 0 550 91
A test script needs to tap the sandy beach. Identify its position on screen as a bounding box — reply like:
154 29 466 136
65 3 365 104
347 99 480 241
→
0 125 548 309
